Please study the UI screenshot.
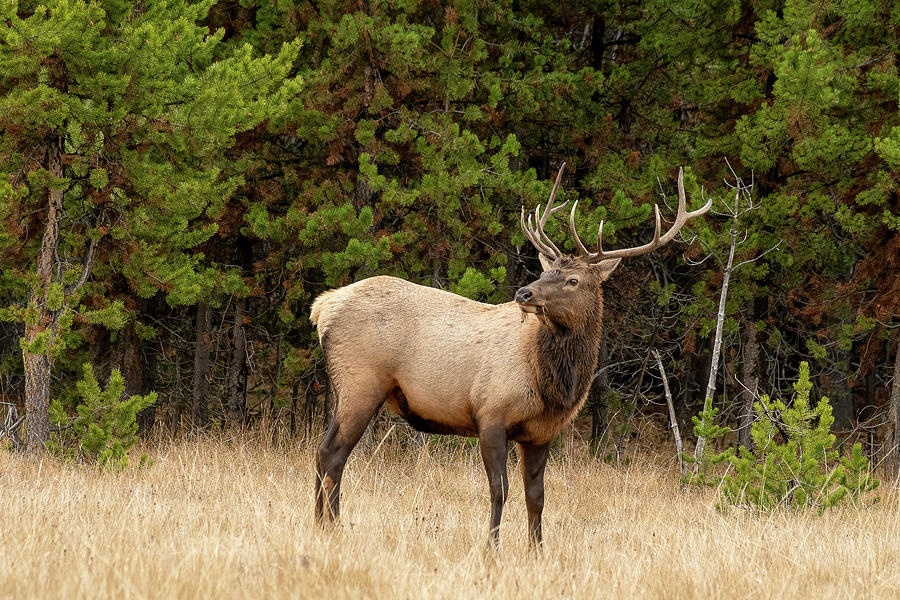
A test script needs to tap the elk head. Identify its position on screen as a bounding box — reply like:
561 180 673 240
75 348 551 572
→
515 163 712 329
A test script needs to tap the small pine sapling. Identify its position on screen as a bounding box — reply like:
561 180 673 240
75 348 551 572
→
839 444 879 501
682 396 733 485
48 364 155 469
721 362 878 511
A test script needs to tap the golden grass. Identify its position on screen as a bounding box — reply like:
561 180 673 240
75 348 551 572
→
0 435 897 599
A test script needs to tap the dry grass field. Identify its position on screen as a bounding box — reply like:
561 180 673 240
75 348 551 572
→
0 433 897 600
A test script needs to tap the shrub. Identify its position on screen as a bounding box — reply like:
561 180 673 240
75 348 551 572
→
48 364 155 468
682 396 733 486
721 362 878 511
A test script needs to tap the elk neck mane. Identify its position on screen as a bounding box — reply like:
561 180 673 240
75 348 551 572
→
530 290 604 417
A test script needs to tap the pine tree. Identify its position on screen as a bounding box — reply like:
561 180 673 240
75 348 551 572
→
48 363 154 468
722 362 879 511
0 1 895 443
0 1 301 452
219 1 689 410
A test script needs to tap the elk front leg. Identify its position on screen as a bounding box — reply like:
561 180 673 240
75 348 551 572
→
519 442 550 547
479 425 509 546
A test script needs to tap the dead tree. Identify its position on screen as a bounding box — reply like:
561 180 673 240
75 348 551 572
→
693 162 779 462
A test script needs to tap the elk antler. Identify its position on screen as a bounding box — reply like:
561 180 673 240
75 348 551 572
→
521 163 569 261
569 167 712 263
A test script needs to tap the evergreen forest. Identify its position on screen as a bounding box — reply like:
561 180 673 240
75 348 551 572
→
1 0 899 474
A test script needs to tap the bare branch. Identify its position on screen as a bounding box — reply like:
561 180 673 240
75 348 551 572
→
733 240 783 270
652 349 684 477
64 235 100 296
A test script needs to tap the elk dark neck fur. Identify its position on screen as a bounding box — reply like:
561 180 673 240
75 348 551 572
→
532 292 604 417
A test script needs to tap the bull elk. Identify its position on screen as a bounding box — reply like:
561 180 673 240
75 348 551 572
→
310 164 711 545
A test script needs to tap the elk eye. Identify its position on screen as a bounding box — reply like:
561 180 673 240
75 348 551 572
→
567 278 579 286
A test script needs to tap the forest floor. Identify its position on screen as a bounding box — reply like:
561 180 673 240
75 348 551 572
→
0 433 897 599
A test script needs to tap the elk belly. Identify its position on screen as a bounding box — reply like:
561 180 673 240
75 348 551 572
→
384 383 478 437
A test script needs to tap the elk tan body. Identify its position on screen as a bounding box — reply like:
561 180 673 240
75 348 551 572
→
311 275 592 446
311 164 711 546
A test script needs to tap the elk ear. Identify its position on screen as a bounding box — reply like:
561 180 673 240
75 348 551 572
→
592 258 621 281
538 253 555 272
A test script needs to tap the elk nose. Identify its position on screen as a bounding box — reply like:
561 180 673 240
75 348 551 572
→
515 287 533 304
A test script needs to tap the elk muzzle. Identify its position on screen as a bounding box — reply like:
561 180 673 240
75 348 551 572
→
515 285 542 314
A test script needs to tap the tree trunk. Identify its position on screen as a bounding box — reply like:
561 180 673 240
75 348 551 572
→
23 139 64 455
123 312 159 434
888 336 900 479
191 301 212 430
589 331 610 446
227 296 247 428
171 349 183 435
863 368 876 465
122 320 142 399
679 350 707 430
590 15 606 70
23 352 53 454
305 378 317 437
829 349 855 431
737 319 759 449
290 380 300 438
136 295 161 433
137 336 158 433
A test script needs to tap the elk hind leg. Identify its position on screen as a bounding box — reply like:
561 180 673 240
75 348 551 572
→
314 382 387 525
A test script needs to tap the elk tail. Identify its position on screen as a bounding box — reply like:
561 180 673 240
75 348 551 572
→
310 289 338 328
